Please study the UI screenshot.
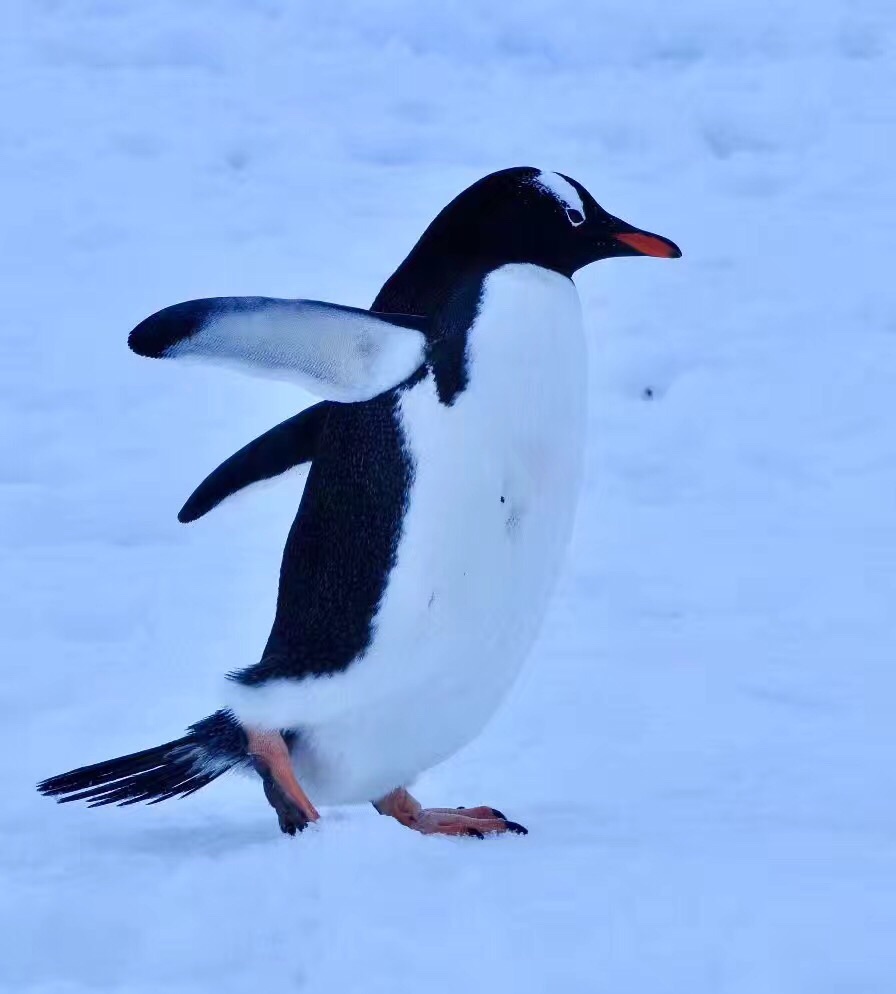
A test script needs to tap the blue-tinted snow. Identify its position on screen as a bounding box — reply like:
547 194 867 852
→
2 1 895 990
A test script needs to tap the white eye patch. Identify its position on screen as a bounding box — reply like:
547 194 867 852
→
532 171 586 221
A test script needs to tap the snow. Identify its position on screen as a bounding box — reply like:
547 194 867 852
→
3 0 896 990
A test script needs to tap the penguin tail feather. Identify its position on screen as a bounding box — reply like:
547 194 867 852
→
37 710 247 808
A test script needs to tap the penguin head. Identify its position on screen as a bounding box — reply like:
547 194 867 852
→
419 167 681 277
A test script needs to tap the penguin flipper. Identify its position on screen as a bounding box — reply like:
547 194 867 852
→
178 402 330 523
128 297 428 402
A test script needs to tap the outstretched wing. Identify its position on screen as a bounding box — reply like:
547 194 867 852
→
128 297 429 402
178 403 331 523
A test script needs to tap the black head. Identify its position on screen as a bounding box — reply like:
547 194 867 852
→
409 166 681 279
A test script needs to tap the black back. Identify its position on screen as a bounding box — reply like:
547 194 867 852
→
230 264 486 685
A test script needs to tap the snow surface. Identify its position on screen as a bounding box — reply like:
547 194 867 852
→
3 1 896 991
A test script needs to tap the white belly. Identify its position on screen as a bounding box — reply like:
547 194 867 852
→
229 264 587 803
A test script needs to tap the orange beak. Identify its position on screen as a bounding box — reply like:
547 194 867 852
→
613 231 681 258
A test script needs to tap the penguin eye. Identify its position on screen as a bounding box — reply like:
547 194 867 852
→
565 207 585 227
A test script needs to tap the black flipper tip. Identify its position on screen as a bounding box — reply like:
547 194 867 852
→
177 502 200 525
128 299 214 358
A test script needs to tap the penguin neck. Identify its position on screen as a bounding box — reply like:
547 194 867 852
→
372 248 490 406
372 247 487 327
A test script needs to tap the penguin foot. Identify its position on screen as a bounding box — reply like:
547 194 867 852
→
253 759 310 835
373 787 527 838
246 728 319 836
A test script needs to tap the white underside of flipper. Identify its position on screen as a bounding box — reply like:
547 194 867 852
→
130 297 427 403
226 264 588 803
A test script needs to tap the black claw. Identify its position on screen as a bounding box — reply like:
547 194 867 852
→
254 756 309 837
489 808 506 820
465 827 486 840
504 820 528 835
276 805 307 835
273 796 309 835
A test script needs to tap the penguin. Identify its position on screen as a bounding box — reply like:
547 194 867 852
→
38 167 680 838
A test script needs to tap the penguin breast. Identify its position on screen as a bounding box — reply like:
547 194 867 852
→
350 264 588 772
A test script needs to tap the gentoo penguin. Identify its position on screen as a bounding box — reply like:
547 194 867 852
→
39 167 680 838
